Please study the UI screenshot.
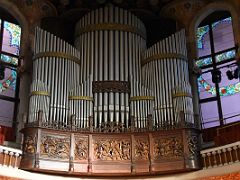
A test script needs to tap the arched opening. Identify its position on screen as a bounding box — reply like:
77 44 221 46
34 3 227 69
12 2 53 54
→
195 11 239 130
0 7 22 143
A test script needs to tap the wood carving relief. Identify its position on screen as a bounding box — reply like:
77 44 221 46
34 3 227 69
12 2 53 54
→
134 138 149 160
74 138 88 160
154 136 183 159
94 139 131 160
40 134 70 159
92 81 130 93
188 135 198 157
23 135 36 154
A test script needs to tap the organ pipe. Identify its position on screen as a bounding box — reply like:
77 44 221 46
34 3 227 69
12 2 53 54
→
28 5 195 132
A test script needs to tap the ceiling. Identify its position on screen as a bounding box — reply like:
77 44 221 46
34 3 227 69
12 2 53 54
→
48 0 174 22
44 0 176 47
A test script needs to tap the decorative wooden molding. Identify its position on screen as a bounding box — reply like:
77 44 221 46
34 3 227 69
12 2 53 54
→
20 127 200 176
33 52 80 65
76 23 146 39
141 53 187 66
92 81 130 93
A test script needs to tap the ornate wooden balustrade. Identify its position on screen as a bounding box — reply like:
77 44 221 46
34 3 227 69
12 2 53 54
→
0 145 22 168
20 127 200 176
201 141 240 169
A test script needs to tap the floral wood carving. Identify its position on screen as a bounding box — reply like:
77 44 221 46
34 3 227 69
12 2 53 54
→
24 135 36 154
94 139 131 160
75 138 88 160
135 139 149 160
188 135 198 156
154 137 183 159
40 135 70 159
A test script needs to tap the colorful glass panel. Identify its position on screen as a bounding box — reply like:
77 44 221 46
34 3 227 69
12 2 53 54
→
2 21 21 55
198 76 240 96
197 25 209 49
0 66 17 98
215 50 236 63
0 54 18 65
195 57 212 67
212 17 234 53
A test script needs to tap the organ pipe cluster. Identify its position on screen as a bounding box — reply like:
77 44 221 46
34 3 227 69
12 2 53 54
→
28 5 195 131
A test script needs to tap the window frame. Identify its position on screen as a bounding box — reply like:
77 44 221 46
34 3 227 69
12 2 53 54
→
197 16 238 128
0 17 21 131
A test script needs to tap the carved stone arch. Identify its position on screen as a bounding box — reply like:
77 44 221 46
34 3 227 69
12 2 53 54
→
188 1 240 59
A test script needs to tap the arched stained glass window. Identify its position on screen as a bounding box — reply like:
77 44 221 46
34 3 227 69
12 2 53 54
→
196 13 240 129
0 14 21 131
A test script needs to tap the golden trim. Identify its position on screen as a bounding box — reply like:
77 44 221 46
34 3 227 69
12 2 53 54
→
172 92 192 98
75 23 146 39
141 53 187 66
154 106 173 110
33 52 80 65
130 96 155 101
69 96 94 101
30 91 50 96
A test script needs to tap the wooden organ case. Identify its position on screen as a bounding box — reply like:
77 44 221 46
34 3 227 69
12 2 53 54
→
20 5 201 176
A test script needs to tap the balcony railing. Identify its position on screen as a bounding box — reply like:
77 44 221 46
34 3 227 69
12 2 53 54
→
201 141 240 169
0 145 22 168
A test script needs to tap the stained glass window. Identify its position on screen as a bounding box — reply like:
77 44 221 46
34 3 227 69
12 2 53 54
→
1 54 18 65
215 50 235 63
195 57 212 67
2 21 21 55
0 66 17 98
197 25 211 57
196 14 239 129
212 17 234 53
0 16 21 129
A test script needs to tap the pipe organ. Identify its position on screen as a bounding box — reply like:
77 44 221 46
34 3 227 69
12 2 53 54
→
22 4 200 176
142 30 194 129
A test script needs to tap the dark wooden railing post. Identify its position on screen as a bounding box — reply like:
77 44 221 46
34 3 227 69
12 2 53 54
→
37 110 43 127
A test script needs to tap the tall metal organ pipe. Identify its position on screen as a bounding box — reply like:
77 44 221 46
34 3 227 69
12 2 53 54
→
30 27 80 126
75 5 147 128
142 30 194 128
28 5 195 132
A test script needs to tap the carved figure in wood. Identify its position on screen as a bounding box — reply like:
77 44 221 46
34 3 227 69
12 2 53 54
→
94 139 130 160
24 135 36 154
40 135 70 159
135 139 149 160
75 138 88 160
154 137 183 159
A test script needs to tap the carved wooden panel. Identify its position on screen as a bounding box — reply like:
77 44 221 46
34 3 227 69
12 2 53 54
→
23 135 37 154
93 139 131 161
40 134 70 159
188 135 198 157
92 81 130 93
134 138 149 161
74 137 88 161
153 136 183 160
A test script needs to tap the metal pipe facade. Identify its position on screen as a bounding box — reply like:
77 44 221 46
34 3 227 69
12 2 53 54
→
28 5 195 132
75 5 147 129
30 27 80 127
142 30 194 129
